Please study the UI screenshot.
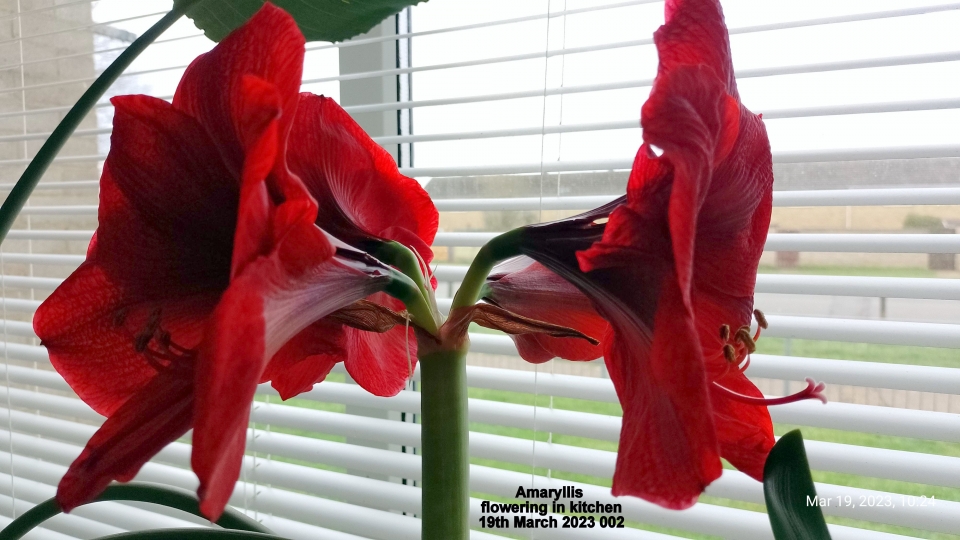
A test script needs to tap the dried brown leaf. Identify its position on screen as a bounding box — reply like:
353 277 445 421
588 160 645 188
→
469 303 600 344
329 300 410 334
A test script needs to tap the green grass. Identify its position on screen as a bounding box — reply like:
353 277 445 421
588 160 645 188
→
756 337 960 368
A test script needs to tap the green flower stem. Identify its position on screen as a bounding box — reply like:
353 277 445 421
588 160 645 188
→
449 227 524 311
370 241 432 308
0 483 273 540
384 271 439 336
419 345 470 540
0 0 206 244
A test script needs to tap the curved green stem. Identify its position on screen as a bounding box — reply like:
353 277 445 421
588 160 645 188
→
0 0 205 244
95 531 285 540
449 227 524 311
384 271 439 336
371 241 432 305
0 484 273 540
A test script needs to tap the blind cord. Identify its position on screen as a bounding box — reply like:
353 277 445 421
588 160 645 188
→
3 0 30 516
530 0 554 499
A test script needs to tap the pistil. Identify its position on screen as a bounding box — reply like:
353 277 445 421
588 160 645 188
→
713 377 827 406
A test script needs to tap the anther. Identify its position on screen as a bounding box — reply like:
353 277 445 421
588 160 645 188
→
735 326 756 353
158 330 172 349
112 308 127 328
722 344 736 363
753 309 768 329
134 332 152 353
144 308 161 336
713 377 827 406
719 324 730 341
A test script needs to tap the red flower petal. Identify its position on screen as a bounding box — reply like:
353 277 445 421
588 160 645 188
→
692 110 773 305
640 64 740 303
34 262 215 417
652 0 773 307
485 258 606 363
172 4 304 175
57 368 193 512
262 319 345 400
35 94 236 416
192 221 390 518
657 0 737 97
342 293 417 397
187 69 387 518
97 95 236 290
607 277 721 508
288 94 438 264
710 372 775 481
229 75 283 278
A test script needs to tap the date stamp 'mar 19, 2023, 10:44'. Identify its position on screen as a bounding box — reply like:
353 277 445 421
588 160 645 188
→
808 494 937 509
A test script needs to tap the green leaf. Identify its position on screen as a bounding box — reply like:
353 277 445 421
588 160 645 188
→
86 529 285 540
0 483 273 540
763 430 833 540
174 0 427 43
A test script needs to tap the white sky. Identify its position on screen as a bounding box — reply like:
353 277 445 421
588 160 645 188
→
93 0 960 175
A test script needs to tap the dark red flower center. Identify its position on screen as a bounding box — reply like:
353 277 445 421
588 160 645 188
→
115 307 196 375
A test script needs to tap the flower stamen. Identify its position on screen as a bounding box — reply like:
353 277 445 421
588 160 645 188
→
736 355 750 374
112 308 128 328
713 377 827 406
717 313 767 375
754 309 768 329
126 307 196 373
735 326 756 353
753 309 767 340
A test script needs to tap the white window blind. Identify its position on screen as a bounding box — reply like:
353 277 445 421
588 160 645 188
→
0 1 958 539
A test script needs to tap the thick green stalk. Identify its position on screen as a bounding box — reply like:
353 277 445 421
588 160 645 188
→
0 483 273 540
0 0 205 244
419 345 470 540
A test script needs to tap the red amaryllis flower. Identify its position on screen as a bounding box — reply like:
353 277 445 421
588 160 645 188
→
33 4 405 519
488 0 824 509
261 94 439 399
